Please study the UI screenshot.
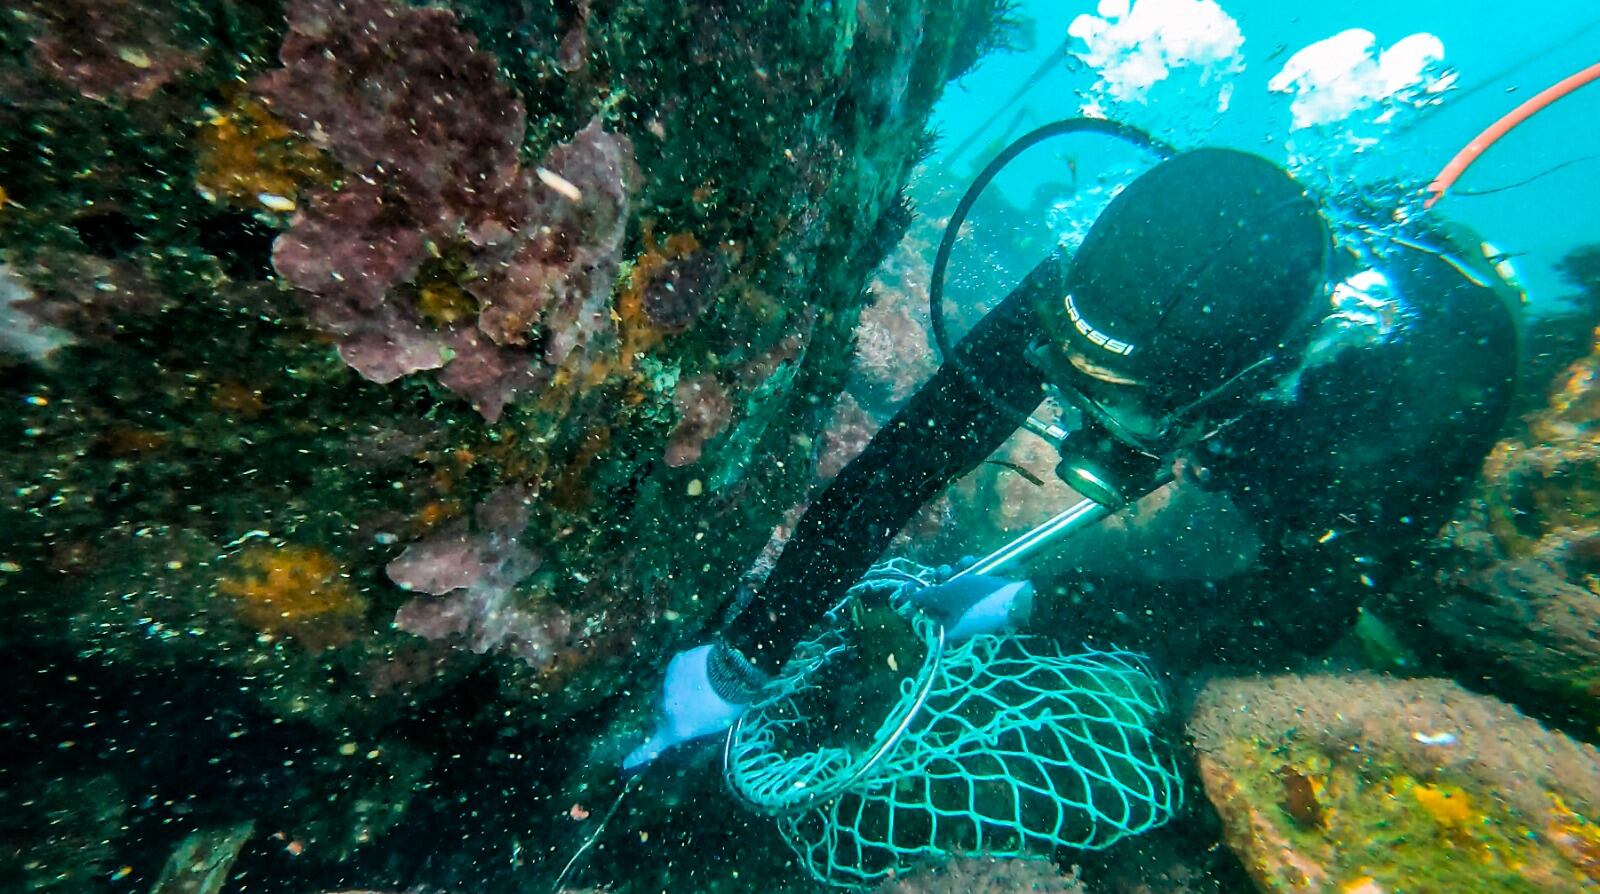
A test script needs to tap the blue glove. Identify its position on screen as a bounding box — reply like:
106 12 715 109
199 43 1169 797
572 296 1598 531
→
622 643 767 772
904 573 1034 642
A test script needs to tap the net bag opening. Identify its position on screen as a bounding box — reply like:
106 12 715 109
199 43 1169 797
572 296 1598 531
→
723 560 1184 887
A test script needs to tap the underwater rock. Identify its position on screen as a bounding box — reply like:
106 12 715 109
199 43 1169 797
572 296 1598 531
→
0 251 166 363
872 856 1086 894
149 822 255 894
852 268 938 406
0 262 71 362
664 373 732 467
838 219 939 413
0 773 126 893
24 0 203 101
1559 244 1600 296
1078 824 1251 894
1383 274 1600 719
1189 674 1600 893
1405 521 1600 716
816 391 880 482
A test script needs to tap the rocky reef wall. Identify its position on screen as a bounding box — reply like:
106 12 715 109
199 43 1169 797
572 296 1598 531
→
0 0 1010 889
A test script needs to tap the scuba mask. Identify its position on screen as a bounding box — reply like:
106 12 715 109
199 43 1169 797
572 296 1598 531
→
928 125 1332 508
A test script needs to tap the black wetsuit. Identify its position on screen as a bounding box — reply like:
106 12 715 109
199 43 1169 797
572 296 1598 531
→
724 236 1517 673
1031 244 1518 667
722 256 1055 671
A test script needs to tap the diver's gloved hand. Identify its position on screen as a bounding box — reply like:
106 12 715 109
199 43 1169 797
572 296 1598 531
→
904 573 1035 642
622 642 768 772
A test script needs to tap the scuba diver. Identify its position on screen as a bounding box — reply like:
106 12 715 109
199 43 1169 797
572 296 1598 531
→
623 120 1521 771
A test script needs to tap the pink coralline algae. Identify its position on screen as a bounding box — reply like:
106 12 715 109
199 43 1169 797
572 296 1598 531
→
432 328 544 425
467 121 633 372
852 274 937 406
27 0 202 101
257 0 634 421
269 181 435 327
388 487 576 671
665 374 733 467
815 391 880 482
255 0 525 221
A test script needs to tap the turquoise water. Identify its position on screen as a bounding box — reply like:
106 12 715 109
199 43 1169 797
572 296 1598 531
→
934 0 1600 306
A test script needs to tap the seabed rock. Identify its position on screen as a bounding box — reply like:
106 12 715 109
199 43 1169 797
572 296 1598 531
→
1386 331 1600 721
1189 673 1600 893
150 822 255 894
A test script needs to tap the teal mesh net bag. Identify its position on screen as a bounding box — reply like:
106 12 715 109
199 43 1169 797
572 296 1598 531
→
723 559 1183 887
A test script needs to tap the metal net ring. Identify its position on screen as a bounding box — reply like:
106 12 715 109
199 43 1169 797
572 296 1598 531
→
723 559 945 814
722 558 1184 888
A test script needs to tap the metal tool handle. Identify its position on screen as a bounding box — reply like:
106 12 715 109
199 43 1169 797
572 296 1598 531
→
954 465 1174 581
955 497 1109 580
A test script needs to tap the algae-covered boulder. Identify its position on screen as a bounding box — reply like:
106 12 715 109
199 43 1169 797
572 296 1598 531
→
1189 674 1600 894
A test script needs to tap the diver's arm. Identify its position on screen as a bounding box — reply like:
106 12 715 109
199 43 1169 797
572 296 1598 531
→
722 255 1062 673
621 258 1060 770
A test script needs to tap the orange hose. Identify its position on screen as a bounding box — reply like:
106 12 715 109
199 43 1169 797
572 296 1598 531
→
1425 60 1600 208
